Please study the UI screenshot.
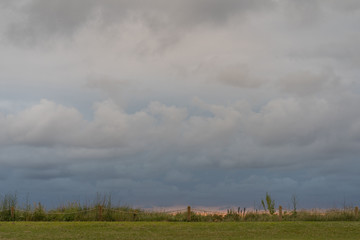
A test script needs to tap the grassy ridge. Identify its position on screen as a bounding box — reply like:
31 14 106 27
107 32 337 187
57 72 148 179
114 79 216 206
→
1 222 360 240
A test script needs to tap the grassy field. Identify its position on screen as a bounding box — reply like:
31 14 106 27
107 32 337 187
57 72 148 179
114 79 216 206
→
1 222 360 240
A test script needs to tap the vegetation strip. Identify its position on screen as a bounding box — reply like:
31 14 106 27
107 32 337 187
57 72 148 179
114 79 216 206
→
1 193 360 222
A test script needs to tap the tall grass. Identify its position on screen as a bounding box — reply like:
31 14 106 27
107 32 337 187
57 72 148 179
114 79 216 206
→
0 192 359 222
0 193 17 221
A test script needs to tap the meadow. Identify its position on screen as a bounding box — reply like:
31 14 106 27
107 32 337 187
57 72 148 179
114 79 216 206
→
1 222 360 240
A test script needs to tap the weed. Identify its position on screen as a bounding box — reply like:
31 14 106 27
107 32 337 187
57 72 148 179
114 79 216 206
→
261 192 275 215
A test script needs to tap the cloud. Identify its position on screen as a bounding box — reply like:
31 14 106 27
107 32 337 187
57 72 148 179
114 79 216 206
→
1 96 360 168
0 99 86 146
278 69 340 96
4 0 96 45
1 1 360 208
216 64 263 88
325 0 360 12
247 94 360 148
277 0 321 27
3 0 273 46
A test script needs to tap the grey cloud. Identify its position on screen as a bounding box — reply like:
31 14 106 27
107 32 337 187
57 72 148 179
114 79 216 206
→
2 97 360 171
5 0 96 45
3 0 273 45
0 0 12 7
2 140 360 208
21 168 72 180
86 76 127 91
277 0 321 27
145 0 273 28
246 97 355 147
275 0 360 27
324 0 360 12
2 0 360 208
85 75 129 106
164 170 192 183
216 65 263 88
278 70 340 96
296 37 360 67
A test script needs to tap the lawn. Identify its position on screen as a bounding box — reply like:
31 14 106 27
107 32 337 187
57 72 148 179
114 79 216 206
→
0 222 360 240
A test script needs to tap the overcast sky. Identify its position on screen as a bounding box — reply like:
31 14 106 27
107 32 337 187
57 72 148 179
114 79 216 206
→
1 0 360 209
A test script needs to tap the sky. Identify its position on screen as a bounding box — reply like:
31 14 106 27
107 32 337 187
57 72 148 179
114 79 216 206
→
1 0 360 209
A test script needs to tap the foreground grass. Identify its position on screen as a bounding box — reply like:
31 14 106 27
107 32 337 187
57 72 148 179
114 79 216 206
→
1 222 360 240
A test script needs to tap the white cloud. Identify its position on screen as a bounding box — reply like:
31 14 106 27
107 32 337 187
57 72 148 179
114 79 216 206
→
1 99 85 146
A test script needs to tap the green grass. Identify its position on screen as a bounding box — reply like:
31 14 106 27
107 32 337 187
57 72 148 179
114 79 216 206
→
1 222 360 240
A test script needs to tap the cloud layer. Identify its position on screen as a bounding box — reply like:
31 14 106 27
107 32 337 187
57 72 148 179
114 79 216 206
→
1 0 360 208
